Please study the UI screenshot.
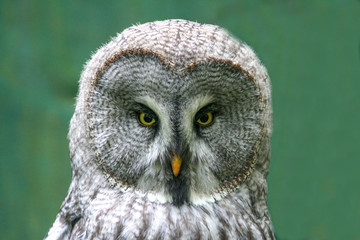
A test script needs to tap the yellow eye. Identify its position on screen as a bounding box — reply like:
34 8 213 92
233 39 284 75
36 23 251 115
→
139 112 157 126
196 112 214 126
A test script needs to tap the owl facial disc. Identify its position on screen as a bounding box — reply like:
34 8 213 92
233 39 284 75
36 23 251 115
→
82 20 270 206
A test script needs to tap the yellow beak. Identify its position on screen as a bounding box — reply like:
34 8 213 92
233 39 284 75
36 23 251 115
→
171 153 182 177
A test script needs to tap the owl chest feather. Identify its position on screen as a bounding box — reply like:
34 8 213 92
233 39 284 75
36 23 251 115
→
68 191 274 240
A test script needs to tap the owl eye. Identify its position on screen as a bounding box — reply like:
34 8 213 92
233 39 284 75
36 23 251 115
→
138 112 157 126
196 112 214 126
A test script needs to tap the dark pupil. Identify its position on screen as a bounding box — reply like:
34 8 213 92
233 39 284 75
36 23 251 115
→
199 113 209 123
143 114 153 123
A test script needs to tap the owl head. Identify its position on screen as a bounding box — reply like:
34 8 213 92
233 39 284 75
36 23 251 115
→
69 19 272 207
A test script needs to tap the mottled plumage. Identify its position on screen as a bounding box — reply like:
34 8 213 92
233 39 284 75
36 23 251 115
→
45 19 275 240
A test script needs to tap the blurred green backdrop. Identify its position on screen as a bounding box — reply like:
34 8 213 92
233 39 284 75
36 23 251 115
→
1 0 359 239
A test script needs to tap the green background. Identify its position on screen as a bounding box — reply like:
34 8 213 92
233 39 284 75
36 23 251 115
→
1 0 359 239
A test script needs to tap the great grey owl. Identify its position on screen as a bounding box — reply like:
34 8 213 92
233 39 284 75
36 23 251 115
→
45 19 275 240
